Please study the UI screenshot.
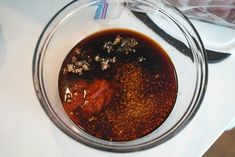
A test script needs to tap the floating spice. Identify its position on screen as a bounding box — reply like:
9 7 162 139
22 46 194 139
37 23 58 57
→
58 29 178 141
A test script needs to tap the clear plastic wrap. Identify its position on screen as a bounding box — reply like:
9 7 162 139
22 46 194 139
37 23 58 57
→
167 0 235 29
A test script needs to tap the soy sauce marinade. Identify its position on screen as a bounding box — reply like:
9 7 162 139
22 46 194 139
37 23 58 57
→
59 29 178 141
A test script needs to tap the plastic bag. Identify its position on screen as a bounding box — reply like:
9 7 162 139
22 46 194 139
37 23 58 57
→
167 0 235 29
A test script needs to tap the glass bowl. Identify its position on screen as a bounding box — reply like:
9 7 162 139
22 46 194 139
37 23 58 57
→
33 0 208 152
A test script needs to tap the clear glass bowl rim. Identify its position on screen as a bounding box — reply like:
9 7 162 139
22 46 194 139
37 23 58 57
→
32 0 208 152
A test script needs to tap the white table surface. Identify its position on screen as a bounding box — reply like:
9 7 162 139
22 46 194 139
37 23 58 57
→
0 0 235 156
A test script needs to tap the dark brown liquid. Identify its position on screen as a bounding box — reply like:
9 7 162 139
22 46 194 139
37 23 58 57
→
58 29 178 141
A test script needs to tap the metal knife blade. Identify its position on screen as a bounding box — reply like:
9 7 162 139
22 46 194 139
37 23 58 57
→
205 49 231 63
131 11 231 63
